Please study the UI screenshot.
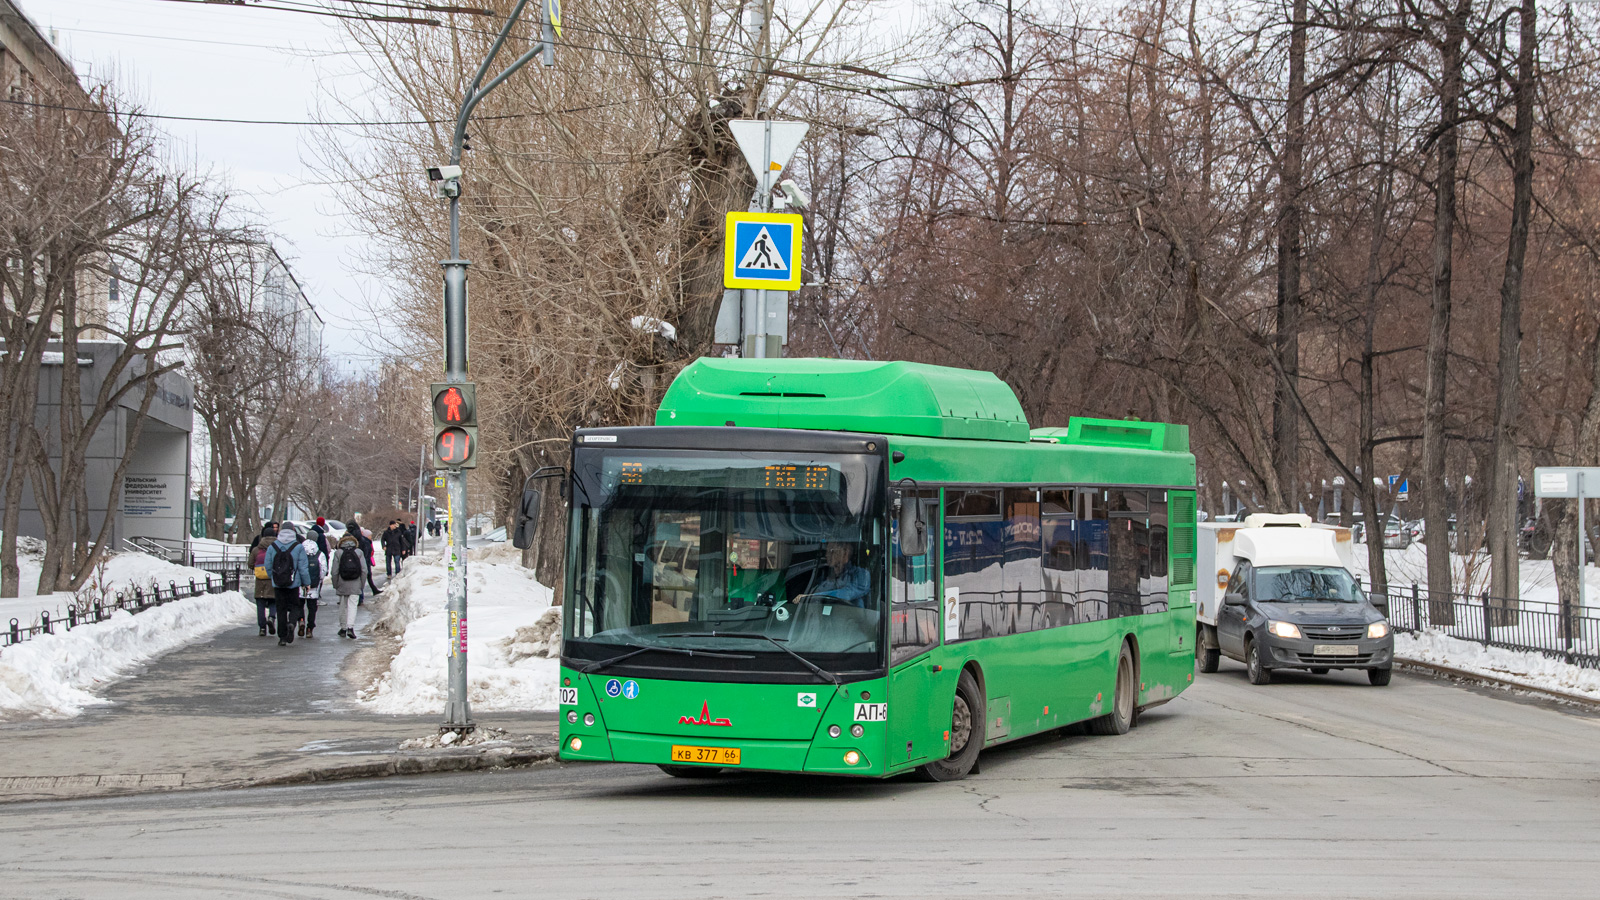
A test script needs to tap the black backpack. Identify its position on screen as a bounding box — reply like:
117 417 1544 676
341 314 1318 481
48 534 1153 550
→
305 550 321 583
338 546 362 580
270 542 297 588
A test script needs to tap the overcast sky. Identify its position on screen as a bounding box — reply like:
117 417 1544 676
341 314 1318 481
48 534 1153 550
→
25 0 395 374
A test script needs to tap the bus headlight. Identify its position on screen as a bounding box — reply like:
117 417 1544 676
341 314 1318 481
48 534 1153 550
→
1268 621 1302 639
850 724 864 738
584 713 596 727
1369 621 1390 639
570 737 583 751
828 725 841 738
567 711 578 724
844 751 861 766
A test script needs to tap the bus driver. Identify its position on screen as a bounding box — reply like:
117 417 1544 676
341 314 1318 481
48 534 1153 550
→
796 541 870 607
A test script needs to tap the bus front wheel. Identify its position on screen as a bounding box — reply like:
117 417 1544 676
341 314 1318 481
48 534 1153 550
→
919 670 985 782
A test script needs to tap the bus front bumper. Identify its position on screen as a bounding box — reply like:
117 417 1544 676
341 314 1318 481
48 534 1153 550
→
561 729 881 776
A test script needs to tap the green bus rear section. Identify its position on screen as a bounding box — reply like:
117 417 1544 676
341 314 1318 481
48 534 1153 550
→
561 358 1198 777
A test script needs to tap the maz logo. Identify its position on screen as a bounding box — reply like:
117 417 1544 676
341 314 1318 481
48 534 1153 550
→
679 701 732 727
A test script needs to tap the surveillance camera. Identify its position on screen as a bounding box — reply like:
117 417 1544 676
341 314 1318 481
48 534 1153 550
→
778 179 809 211
426 165 463 182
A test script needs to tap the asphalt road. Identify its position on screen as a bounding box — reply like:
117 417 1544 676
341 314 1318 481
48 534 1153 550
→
5 662 1599 899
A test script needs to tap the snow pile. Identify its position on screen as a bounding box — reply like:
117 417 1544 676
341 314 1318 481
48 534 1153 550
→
359 543 561 714
0 544 243 630
398 726 534 749
1398 630 1600 701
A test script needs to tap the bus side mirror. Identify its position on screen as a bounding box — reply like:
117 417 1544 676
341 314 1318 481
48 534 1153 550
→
512 489 541 550
899 498 926 557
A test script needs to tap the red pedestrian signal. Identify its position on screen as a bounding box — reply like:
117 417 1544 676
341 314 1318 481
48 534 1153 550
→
431 383 478 469
432 384 474 424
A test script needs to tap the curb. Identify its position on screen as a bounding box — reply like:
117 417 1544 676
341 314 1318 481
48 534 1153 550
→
250 746 560 788
1395 656 1600 711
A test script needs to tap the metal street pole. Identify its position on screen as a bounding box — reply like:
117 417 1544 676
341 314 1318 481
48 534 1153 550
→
437 0 558 735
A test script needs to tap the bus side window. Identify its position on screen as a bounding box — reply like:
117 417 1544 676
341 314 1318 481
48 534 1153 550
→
1041 489 1076 627
891 491 940 664
1106 489 1145 619
944 489 1003 640
1076 489 1110 622
1146 492 1168 613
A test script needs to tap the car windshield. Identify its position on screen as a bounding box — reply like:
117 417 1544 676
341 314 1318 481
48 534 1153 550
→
1255 566 1364 603
564 449 886 678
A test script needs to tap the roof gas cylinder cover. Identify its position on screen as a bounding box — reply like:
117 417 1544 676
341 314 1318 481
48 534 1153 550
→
656 358 1032 442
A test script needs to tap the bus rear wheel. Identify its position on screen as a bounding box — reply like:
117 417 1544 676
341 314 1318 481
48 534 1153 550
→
918 670 985 782
658 765 724 778
1087 642 1136 735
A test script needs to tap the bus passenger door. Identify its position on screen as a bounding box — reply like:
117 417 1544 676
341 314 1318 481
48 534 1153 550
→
889 490 942 766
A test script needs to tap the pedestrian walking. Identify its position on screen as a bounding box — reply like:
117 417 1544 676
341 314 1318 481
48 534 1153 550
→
263 525 311 646
332 525 369 639
310 516 332 578
382 520 408 576
299 536 322 638
249 521 279 636
357 523 381 595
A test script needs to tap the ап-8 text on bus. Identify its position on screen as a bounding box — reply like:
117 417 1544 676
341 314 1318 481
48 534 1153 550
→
529 357 1198 780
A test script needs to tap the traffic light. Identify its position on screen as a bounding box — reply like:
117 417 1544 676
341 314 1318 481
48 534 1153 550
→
431 382 478 469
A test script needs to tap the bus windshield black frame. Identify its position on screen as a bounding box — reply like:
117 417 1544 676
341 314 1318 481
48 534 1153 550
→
562 427 889 684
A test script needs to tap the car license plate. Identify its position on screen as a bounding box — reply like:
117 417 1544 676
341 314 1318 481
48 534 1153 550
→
670 745 741 765
1313 644 1360 656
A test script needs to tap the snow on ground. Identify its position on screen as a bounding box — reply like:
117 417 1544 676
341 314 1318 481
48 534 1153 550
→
1397 630 1600 701
359 543 561 714
0 553 252 720
1348 541 1600 609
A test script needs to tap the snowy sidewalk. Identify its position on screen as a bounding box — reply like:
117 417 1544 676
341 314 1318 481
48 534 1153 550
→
0 579 557 803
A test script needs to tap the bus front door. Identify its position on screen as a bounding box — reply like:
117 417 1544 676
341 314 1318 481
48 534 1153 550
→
889 489 943 768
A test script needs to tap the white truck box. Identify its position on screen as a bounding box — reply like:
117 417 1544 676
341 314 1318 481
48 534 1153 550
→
1196 514 1354 626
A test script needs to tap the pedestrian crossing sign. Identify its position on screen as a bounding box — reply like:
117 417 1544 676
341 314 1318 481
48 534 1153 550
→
724 211 803 290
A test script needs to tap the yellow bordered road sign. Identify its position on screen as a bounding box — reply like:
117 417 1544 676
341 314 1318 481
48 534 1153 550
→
724 211 803 291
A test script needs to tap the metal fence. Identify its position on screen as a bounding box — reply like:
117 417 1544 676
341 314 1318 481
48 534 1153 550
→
1367 582 1600 670
2 569 243 652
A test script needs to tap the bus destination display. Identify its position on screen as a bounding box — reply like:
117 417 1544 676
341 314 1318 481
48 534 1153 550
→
762 464 830 489
603 458 840 492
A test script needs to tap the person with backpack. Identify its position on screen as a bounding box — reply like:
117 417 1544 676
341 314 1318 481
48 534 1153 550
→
332 524 369 638
250 521 279 636
298 535 323 638
263 525 311 646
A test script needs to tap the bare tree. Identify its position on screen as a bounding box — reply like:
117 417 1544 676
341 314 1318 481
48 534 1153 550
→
0 87 236 595
186 242 325 542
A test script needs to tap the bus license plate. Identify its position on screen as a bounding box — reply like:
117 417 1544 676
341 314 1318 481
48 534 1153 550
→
1313 644 1359 656
671 745 741 765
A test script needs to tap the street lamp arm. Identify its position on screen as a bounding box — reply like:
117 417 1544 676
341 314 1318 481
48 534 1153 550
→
451 0 535 163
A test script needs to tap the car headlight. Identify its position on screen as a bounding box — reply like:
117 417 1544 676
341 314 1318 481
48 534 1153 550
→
1268 620 1302 639
1369 621 1390 639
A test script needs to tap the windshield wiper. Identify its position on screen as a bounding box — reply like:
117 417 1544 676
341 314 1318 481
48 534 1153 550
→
658 631 842 685
580 643 754 675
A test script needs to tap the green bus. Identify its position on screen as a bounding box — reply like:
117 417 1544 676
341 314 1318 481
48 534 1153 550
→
553 358 1197 780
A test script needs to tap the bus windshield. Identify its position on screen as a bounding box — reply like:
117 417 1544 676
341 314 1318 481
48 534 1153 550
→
564 449 886 680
